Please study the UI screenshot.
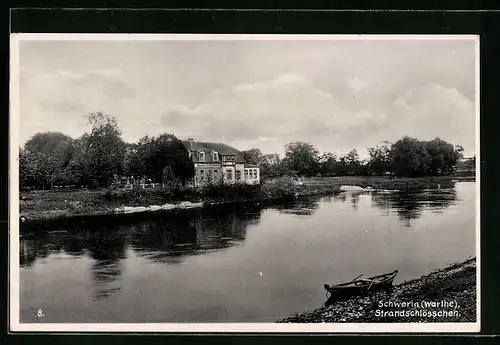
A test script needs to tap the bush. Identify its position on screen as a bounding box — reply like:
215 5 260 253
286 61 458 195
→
199 177 300 203
201 181 262 202
261 177 298 200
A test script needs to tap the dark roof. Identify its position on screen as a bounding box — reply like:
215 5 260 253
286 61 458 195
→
182 140 245 161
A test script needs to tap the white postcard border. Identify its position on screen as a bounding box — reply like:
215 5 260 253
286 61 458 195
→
9 33 481 334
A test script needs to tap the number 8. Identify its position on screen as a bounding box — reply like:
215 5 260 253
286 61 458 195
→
37 309 43 317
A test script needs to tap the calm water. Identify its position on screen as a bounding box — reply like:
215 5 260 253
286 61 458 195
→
19 182 476 323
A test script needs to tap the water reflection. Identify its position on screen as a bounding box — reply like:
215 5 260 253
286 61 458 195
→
20 205 264 298
351 193 360 209
87 227 127 300
20 238 40 267
370 188 458 227
270 197 321 216
126 206 262 264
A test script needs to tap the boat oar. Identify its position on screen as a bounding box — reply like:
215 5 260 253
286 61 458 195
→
349 273 363 283
365 281 375 295
325 273 363 290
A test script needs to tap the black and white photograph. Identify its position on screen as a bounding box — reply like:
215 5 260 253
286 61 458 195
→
10 34 479 332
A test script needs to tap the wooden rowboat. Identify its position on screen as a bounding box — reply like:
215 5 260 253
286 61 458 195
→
324 270 398 299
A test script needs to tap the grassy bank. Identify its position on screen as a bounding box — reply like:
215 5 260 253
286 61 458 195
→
279 258 476 323
302 175 474 191
19 177 341 222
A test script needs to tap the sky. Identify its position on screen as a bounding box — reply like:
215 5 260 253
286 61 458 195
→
16 36 477 158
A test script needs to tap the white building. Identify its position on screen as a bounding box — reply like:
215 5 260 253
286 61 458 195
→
182 138 260 187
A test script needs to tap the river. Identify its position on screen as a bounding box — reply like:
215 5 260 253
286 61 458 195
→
19 181 476 323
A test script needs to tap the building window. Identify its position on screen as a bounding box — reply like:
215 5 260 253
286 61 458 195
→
244 170 249 179
199 151 205 162
253 169 257 179
212 152 219 161
208 170 212 180
227 169 233 180
214 170 218 179
236 171 242 181
200 170 205 180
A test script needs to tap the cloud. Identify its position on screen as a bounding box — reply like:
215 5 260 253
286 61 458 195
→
385 83 475 152
158 74 475 157
347 77 370 92
17 39 476 157
19 68 137 142
89 68 124 79
159 74 387 154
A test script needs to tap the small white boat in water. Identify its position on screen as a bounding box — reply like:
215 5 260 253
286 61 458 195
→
340 185 369 192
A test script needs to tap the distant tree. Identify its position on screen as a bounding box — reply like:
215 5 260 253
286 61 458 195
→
260 153 291 178
85 112 126 187
368 141 392 175
390 136 431 177
344 149 362 176
359 159 372 176
454 145 465 159
283 141 320 177
466 155 476 170
424 138 456 175
334 155 344 176
319 152 338 176
243 148 264 165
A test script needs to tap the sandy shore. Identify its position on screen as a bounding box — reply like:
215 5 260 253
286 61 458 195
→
279 258 476 323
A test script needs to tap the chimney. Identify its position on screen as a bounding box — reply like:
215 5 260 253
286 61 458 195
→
187 138 194 151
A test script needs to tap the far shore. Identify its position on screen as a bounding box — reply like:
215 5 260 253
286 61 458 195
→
19 175 475 224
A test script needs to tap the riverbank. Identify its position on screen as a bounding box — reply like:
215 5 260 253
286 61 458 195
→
19 178 340 223
279 258 476 323
302 175 475 191
18 175 474 223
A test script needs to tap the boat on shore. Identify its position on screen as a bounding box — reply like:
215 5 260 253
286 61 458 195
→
324 270 398 300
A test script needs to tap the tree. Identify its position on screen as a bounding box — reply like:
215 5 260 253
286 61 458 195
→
367 141 392 176
243 148 264 165
420 138 464 176
61 134 92 187
260 153 291 178
319 152 338 176
139 134 194 185
359 159 372 176
390 136 431 177
344 149 362 176
123 142 146 177
464 155 476 170
19 148 45 190
85 112 126 187
283 141 320 177
22 131 74 189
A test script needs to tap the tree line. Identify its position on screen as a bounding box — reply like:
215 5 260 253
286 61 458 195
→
19 112 466 191
19 112 194 191
244 137 465 179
